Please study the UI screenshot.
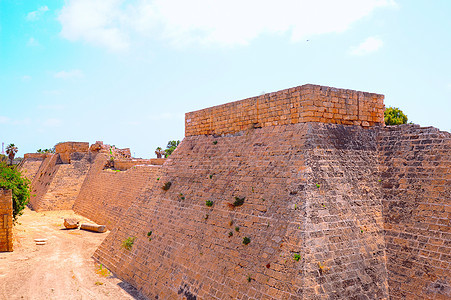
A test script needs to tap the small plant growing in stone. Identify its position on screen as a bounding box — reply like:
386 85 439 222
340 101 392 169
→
251 187 254 192
235 226 240 232
209 174 213 179
157 177 160 180
213 140 218 145
162 181 172 191
247 275 252 282
243 237 251 245
179 193 185 200
95 264 111 277
232 196 245 207
316 183 320 188
147 231 152 241
228 231 233 237
318 262 328 275
293 253 301 261
122 236 136 251
205 200 213 207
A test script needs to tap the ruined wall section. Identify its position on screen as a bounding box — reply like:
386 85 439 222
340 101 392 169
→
28 154 60 211
378 125 451 299
0 189 13 252
185 84 384 136
94 123 389 299
55 142 89 164
73 154 162 229
20 154 47 182
28 152 93 211
38 153 94 211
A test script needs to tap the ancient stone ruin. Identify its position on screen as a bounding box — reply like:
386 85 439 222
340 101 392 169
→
18 84 450 299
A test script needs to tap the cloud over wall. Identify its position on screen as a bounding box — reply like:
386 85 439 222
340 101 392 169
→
58 0 397 51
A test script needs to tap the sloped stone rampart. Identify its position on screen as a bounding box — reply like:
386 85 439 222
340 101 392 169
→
28 152 92 211
0 189 13 252
38 153 93 211
185 84 384 136
378 125 451 299
73 154 162 230
94 123 390 299
28 153 60 211
20 154 47 182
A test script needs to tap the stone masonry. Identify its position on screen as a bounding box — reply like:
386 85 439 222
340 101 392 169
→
93 84 449 300
18 84 450 299
0 189 13 252
185 84 385 136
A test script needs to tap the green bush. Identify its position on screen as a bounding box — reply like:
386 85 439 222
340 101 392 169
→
384 107 408 125
0 162 30 221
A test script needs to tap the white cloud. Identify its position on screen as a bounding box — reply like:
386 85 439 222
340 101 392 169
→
43 118 62 127
42 90 63 96
22 75 32 81
54 70 84 79
350 36 384 55
58 0 396 50
27 37 40 47
38 104 65 110
0 116 10 124
26 6 49 21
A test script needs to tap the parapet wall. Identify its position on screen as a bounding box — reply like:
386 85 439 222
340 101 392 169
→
0 189 13 252
185 84 384 136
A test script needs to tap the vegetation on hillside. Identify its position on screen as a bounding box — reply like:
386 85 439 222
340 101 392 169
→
0 162 31 221
384 107 408 125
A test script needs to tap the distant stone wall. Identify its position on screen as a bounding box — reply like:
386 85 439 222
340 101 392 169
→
20 154 48 182
28 154 60 211
38 153 93 211
73 154 162 229
0 189 13 252
113 158 166 171
379 125 451 299
55 142 89 164
185 84 384 136
28 152 92 211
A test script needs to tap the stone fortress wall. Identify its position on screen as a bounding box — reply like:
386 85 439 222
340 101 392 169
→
19 84 450 299
185 84 385 136
0 189 13 252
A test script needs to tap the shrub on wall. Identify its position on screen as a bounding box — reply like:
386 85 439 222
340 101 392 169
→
384 107 408 125
0 162 30 221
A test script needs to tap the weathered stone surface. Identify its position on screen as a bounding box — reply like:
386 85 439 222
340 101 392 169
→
0 189 13 252
63 218 79 229
80 224 106 233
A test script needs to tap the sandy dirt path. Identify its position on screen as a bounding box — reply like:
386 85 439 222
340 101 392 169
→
0 208 147 300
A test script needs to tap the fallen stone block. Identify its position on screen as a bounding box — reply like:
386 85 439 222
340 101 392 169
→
64 218 79 229
80 223 106 233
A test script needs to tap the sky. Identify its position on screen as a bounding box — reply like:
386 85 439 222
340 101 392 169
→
0 0 450 158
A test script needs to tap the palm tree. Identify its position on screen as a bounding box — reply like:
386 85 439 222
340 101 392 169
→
155 147 164 159
6 143 18 165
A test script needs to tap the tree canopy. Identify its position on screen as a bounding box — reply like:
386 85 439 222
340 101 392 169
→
384 106 408 125
0 162 30 221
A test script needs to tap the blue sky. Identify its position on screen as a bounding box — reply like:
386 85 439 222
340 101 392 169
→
1 0 450 158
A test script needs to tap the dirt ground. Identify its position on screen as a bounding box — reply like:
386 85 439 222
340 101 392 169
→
0 208 147 300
